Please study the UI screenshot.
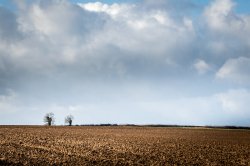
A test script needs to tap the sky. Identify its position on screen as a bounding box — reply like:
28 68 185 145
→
0 0 250 126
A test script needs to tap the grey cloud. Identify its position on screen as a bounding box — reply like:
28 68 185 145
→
1 0 248 78
0 0 202 82
1 0 249 87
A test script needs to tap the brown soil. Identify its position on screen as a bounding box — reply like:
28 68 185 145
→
0 126 250 165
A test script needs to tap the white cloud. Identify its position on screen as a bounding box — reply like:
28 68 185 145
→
204 0 250 42
216 57 250 84
78 2 132 19
216 89 250 115
204 0 236 31
193 59 211 74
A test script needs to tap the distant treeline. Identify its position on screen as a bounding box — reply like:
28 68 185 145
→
74 124 250 130
76 124 119 126
204 126 250 130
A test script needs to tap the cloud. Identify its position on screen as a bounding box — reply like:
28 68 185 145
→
0 0 248 78
202 0 250 83
216 89 250 115
0 89 18 114
0 6 21 41
204 0 250 50
78 1 195 50
0 0 250 125
216 57 250 84
193 59 211 74
0 0 199 81
204 0 236 31
78 2 133 18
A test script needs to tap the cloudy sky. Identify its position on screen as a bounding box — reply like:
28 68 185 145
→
0 0 250 126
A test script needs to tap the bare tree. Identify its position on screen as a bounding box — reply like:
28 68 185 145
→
44 112 55 126
65 115 74 126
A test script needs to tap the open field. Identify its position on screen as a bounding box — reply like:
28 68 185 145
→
0 126 250 165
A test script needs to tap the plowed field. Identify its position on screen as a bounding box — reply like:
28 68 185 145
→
0 126 250 165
